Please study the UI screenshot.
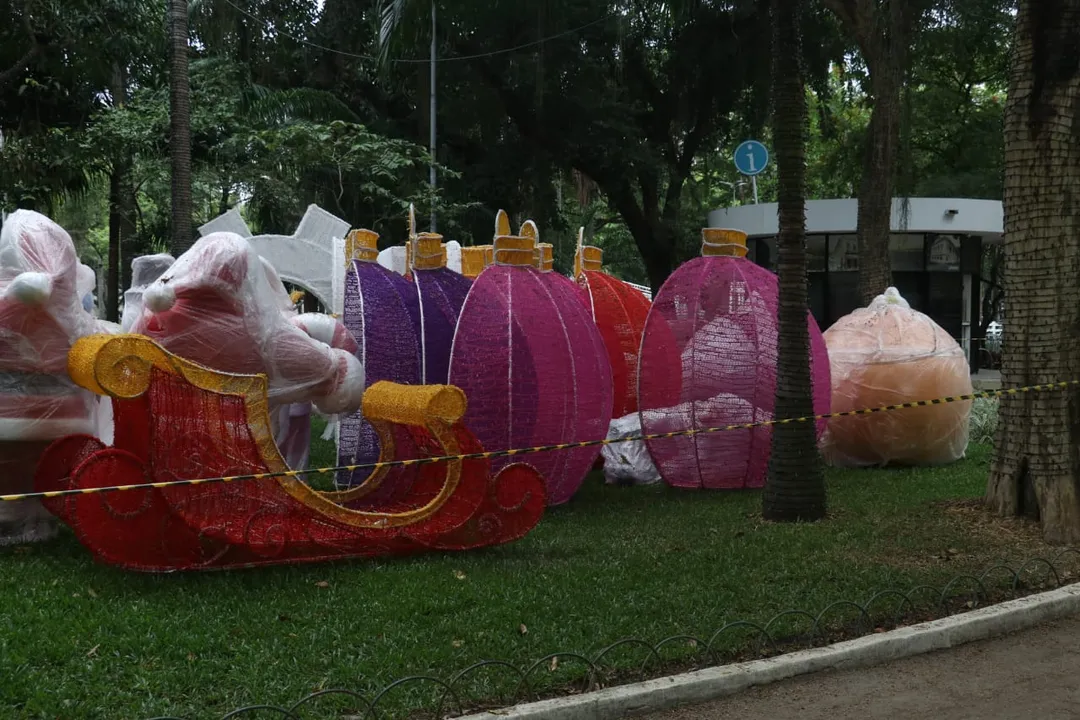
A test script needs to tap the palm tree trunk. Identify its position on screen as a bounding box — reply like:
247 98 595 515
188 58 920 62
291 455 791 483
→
986 0 1080 544
763 0 825 522
169 0 193 256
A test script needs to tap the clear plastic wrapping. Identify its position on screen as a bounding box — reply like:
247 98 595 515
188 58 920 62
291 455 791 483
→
130 231 365 416
0 210 116 543
601 413 661 485
121 253 175 332
820 287 973 467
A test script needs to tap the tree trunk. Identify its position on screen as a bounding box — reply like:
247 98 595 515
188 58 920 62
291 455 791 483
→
856 70 900 304
763 0 825 522
986 0 1080 544
169 0 193 256
106 171 122 323
824 0 917 304
107 64 138 322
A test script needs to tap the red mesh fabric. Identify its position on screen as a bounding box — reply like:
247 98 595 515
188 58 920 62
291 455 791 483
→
38 367 545 571
449 266 613 506
579 271 651 417
638 256 831 489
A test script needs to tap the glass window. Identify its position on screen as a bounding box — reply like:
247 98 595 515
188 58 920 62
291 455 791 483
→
890 235 925 271
828 271 861 324
828 235 859 271
927 234 961 272
808 235 826 272
754 238 776 272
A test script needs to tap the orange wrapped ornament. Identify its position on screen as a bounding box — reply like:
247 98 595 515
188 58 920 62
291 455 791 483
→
821 287 972 467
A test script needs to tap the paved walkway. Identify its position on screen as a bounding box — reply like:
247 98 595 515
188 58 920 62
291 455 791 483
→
646 615 1080 719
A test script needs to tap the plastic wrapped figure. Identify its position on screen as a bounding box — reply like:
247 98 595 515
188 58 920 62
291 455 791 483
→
130 232 364 416
0 210 112 544
820 287 973 467
449 212 612 505
121 254 176 332
637 228 831 490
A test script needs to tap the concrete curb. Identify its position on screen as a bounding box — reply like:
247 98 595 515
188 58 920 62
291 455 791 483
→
460 582 1080 720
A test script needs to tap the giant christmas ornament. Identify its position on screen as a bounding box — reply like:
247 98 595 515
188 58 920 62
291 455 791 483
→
820 287 972 467
449 212 613 505
412 230 473 384
638 228 831 489
0 210 114 544
574 230 651 418
336 228 423 489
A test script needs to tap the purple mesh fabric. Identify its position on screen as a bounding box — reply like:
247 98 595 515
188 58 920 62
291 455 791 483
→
449 266 613 505
337 261 423 489
637 256 830 489
414 267 473 385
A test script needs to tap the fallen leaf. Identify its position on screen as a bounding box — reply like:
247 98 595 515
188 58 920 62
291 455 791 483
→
86 645 99 658
518 624 528 635
452 639 464 648
315 581 330 589
87 588 98 599
453 570 466 581
549 656 559 672
186 652 196 662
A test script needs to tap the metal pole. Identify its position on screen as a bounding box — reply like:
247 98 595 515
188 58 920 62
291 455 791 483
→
751 175 759 204
429 1 437 233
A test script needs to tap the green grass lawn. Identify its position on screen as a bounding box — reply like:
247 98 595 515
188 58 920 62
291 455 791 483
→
0 442 1071 719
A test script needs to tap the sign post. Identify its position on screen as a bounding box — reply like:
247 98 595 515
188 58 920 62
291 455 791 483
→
733 140 769 204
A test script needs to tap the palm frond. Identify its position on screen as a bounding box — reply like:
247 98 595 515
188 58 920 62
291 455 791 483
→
243 87 360 126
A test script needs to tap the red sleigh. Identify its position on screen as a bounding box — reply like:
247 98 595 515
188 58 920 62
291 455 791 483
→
34 334 546 571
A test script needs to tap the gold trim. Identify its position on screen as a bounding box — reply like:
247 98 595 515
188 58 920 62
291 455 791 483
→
535 242 554 272
493 235 536 267
574 245 603 275
413 233 447 270
701 228 748 258
347 229 380 263
461 246 490 278
495 209 512 238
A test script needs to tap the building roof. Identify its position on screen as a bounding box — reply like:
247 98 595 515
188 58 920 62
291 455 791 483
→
707 198 1003 243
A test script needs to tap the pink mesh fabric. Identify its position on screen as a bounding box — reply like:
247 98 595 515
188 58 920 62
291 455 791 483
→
638 256 830 489
449 266 613 505
336 260 423 489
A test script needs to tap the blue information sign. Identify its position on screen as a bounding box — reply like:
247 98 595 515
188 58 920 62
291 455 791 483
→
734 140 769 177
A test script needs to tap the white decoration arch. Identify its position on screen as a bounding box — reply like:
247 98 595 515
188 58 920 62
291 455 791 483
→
198 205 350 315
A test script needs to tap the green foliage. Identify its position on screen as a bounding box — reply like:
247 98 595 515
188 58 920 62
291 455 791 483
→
969 396 999 446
